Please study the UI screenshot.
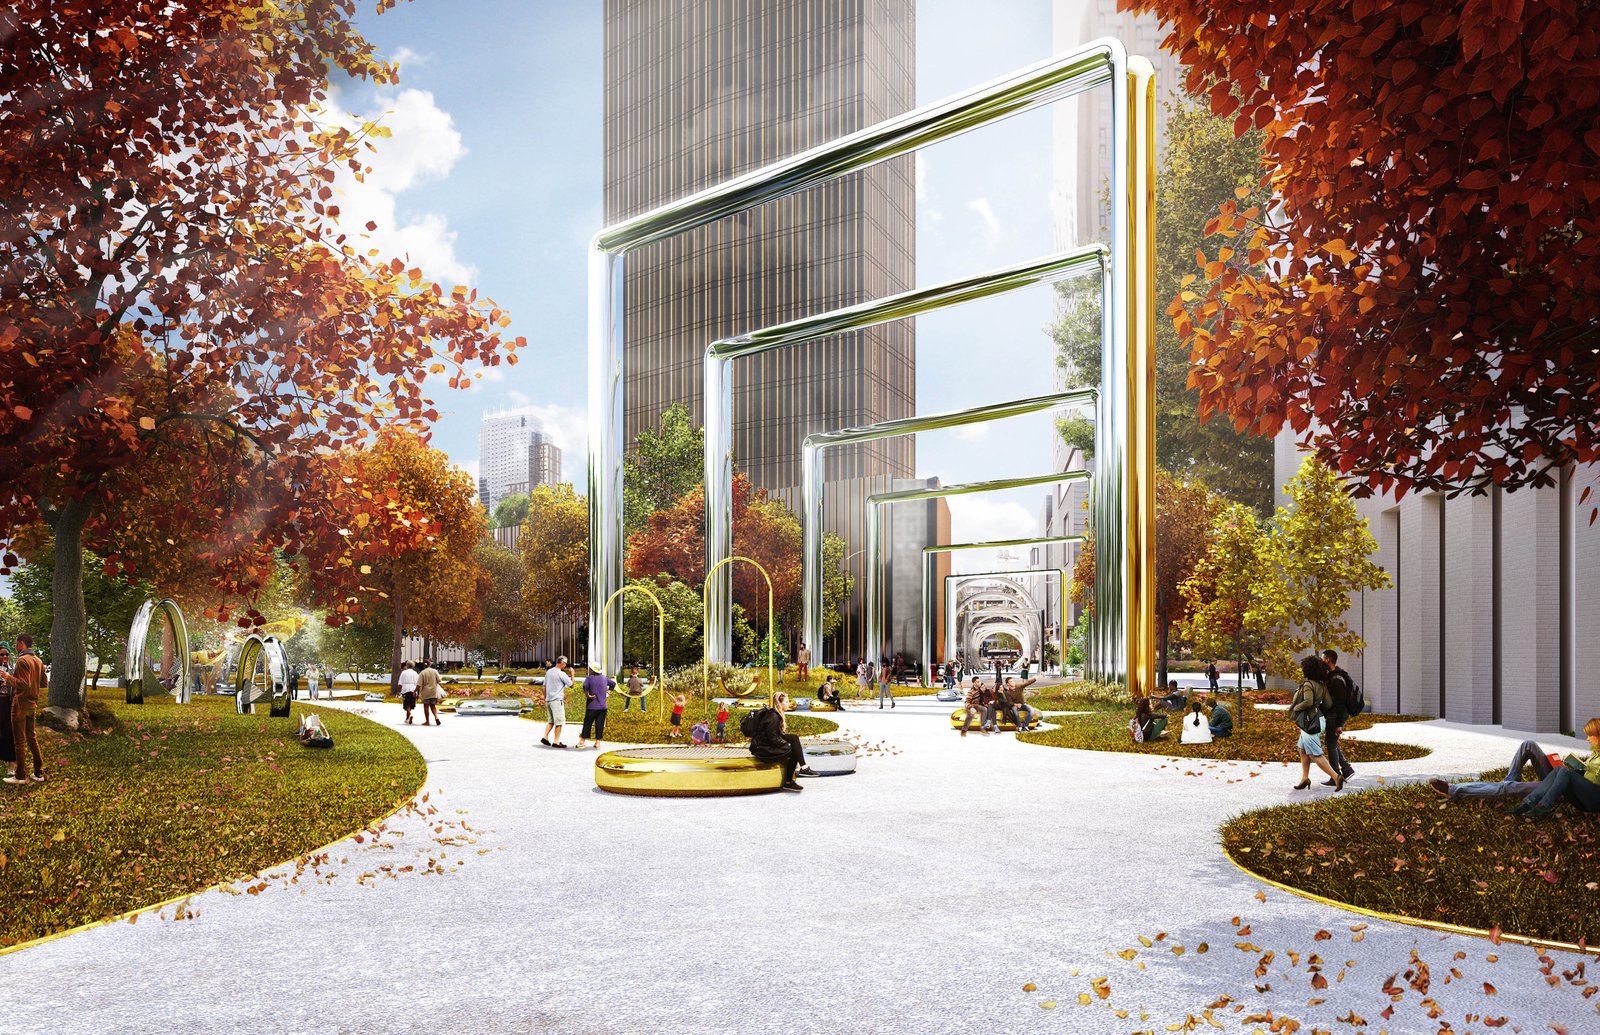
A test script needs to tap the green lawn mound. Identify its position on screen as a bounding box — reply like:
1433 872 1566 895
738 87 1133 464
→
1018 707 1432 764
1222 776 1600 947
517 698 838 745
0 690 425 950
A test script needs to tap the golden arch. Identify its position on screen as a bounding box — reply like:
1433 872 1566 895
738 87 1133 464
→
701 555 775 706
600 583 667 719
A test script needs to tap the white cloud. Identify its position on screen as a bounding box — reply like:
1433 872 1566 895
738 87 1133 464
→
916 154 943 224
953 423 990 443
392 46 429 68
328 88 476 284
967 197 1003 247
943 496 1038 566
521 403 587 462
461 458 480 484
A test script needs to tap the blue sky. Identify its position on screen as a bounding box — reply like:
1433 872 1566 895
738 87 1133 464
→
345 0 1102 556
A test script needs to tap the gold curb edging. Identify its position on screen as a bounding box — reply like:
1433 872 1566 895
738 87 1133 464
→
1221 845 1596 959
0 706 427 958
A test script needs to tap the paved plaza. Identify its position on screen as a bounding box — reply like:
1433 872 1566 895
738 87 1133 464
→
3 698 1594 1035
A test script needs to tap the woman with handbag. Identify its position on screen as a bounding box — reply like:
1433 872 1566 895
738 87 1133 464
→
1289 655 1343 791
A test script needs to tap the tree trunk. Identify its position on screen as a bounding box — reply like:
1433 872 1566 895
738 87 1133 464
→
389 596 405 696
46 499 92 727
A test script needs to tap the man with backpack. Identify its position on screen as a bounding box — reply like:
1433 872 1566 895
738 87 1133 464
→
1321 649 1359 783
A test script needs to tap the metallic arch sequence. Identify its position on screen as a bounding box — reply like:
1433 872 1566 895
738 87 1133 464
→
125 598 191 706
234 634 292 717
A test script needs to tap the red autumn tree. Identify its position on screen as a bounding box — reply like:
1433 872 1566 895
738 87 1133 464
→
625 474 802 629
1128 0 1600 497
298 429 490 693
0 1 522 721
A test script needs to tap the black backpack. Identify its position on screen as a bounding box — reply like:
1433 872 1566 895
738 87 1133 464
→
739 708 762 738
1347 680 1366 717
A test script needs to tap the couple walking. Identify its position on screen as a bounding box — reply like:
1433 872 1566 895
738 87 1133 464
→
397 660 443 725
538 657 614 750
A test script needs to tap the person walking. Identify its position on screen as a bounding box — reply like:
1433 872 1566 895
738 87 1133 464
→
576 667 614 750
1019 657 1031 681
796 642 811 683
859 660 874 702
4 634 46 783
1206 660 1219 693
1320 649 1356 783
397 661 419 724
415 660 443 727
877 660 894 709
540 656 572 748
1289 655 1342 791
744 691 814 791
307 663 321 701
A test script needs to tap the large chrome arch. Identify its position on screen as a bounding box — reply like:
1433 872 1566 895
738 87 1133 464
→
124 598 191 705
587 39 1157 698
235 634 292 717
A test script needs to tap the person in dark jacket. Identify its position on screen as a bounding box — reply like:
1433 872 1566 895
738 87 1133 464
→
1207 696 1234 738
746 692 814 791
960 678 997 737
1320 649 1355 782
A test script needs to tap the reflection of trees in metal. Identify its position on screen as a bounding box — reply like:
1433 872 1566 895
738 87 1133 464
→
124 598 190 705
586 41 1158 701
234 634 291 717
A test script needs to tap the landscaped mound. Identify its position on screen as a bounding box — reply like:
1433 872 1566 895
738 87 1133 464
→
1017 707 1432 764
0 690 425 950
1221 777 1600 947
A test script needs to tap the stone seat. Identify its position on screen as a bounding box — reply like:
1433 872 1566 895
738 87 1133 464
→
454 698 531 716
595 745 783 797
948 708 1044 732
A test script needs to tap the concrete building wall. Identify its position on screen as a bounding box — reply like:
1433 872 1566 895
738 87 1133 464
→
1499 483 1564 733
1574 466 1600 728
1443 493 1495 723
1398 493 1442 717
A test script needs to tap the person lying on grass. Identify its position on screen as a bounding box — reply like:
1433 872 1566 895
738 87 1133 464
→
1430 717 1600 818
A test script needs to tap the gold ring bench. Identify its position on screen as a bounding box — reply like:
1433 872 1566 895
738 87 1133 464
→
595 745 783 797
949 708 1043 732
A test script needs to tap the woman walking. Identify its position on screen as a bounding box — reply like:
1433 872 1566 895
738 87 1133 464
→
576 668 614 750
416 660 443 726
1290 656 1342 791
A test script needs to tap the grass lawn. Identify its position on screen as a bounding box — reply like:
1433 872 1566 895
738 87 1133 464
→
0 690 424 950
1017 707 1433 764
517 697 839 745
1221 774 1600 946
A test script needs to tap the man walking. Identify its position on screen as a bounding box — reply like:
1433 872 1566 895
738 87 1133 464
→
1321 649 1357 782
878 659 894 709
5 634 46 783
541 656 572 748
1206 660 1220 693
397 661 419 725
796 641 811 683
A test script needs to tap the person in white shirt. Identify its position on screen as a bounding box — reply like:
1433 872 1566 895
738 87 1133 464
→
397 661 420 725
540 656 573 748
1180 699 1214 745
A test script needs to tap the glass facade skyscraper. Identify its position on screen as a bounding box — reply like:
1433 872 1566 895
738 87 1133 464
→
603 0 916 659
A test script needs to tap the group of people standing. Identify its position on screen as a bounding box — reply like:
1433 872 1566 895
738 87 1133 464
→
0 636 45 785
958 674 1037 737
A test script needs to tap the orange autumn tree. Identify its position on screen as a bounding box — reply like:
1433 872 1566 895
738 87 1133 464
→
0 1 522 721
625 474 802 632
1128 0 1600 497
299 429 489 694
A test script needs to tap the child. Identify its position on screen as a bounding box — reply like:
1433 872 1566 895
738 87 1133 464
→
668 692 687 739
690 721 710 746
714 703 731 744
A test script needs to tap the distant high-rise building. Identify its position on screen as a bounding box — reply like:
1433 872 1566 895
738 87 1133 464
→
478 408 562 509
604 0 917 663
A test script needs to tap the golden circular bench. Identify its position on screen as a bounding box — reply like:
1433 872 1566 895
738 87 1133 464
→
948 708 1043 732
595 745 784 797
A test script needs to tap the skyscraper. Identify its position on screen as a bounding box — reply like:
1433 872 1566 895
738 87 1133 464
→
478 408 562 510
604 0 917 660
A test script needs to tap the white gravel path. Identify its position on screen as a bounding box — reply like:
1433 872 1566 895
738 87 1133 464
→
3 697 1596 1035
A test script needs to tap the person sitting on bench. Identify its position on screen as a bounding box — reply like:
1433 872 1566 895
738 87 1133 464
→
816 676 844 711
744 692 816 791
960 678 997 737
1000 675 1037 729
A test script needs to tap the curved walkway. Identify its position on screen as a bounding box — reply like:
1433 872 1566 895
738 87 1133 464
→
1 697 1593 1034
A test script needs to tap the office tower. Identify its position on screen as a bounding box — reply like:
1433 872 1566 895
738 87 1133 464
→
478 408 558 509
604 0 917 661
530 439 562 491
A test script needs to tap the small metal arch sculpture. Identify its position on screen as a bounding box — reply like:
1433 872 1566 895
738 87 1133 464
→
125 598 192 705
235 634 292 717
599 583 667 719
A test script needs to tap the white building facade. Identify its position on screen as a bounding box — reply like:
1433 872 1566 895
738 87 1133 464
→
478 408 563 510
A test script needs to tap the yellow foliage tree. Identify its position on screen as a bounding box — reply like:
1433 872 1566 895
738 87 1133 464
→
1254 457 1391 679
519 483 589 652
1178 503 1265 686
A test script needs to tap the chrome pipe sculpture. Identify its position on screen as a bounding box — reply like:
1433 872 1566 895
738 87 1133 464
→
234 634 292 717
586 40 1155 697
124 598 191 705
862 470 1090 680
940 568 1068 677
706 246 1107 662
921 534 1084 687
801 392 1096 662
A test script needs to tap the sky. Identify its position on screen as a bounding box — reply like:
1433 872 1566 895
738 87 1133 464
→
344 0 1107 567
